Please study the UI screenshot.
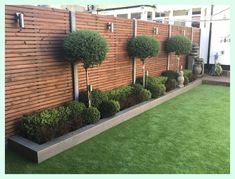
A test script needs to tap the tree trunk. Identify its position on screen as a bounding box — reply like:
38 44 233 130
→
177 55 180 72
142 60 145 88
85 68 91 108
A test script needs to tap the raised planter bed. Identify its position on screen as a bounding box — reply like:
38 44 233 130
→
8 79 202 163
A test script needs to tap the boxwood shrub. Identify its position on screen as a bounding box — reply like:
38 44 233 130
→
161 70 178 80
137 76 168 86
165 79 177 91
183 69 192 79
19 107 71 144
106 86 134 110
147 82 166 98
183 69 197 82
99 100 120 118
136 76 166 98
82 107 100 124
79 89 108 108
184 76 189 86
131 84 151 103
63 101 86 130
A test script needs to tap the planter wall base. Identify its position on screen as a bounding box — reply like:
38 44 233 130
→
8 79 202 163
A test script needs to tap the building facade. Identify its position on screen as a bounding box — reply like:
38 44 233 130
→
97 5 230 68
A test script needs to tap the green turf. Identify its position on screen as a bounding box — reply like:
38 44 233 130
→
5 85 230 174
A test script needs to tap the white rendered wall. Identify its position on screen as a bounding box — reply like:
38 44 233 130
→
209 5 230 65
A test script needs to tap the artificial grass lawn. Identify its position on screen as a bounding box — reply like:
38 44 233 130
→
5 85 230 174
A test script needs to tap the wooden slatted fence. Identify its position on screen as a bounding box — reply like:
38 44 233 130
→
5 5 201 138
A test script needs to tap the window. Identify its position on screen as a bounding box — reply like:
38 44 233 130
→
192 21 200 28
174 21 185 26
192 8 201 15
147 12 152 20
155 12 161 17
192 16 200 28
131 12 141 19
155 11 170 17
117 14 128 19
173 10 188 16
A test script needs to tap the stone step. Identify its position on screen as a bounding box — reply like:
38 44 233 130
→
202 80 230 87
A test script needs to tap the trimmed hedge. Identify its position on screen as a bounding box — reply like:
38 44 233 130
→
106 84 152 110
64 101 86 130
184 76 189 86
136 76 166 98
165 79 177 91
183 69 192 78
79 89 108 108
82 107 100 124
161 70 178 80
99 100 120 118
147 82 166 98
106 86 134 110
19 107 71 144
137 76 168 86
132 84 152 103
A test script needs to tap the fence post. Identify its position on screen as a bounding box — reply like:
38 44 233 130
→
167 24 172 70
191 27 194 42
132 18 137 84
69 11 79 101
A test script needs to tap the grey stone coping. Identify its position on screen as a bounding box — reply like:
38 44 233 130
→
8 79 202 163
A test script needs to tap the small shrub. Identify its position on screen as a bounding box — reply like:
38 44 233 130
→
99 100 120 118
147 82 166 98
55 106 72 137
91 89 108 108
79 89 108 108
165 79 177 92
82 107 100 124
161 70 178 80
183 69 193 84
106 86 134 110
132 84 151 102
64 101 86 130
153 76 168 84
137 76 168 86
184 76 189 86
136 76 166 99
19 108 66 144
183 69 193 79
189 74 197 82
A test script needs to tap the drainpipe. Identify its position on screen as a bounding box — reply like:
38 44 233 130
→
207 4 214 68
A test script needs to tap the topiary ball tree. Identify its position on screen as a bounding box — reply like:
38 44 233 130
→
127 35 160 88
165 35 192 72
63 30 108 107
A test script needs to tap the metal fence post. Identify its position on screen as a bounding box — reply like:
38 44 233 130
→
132 18 137 84
69 11 79 100
167 24 172 70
